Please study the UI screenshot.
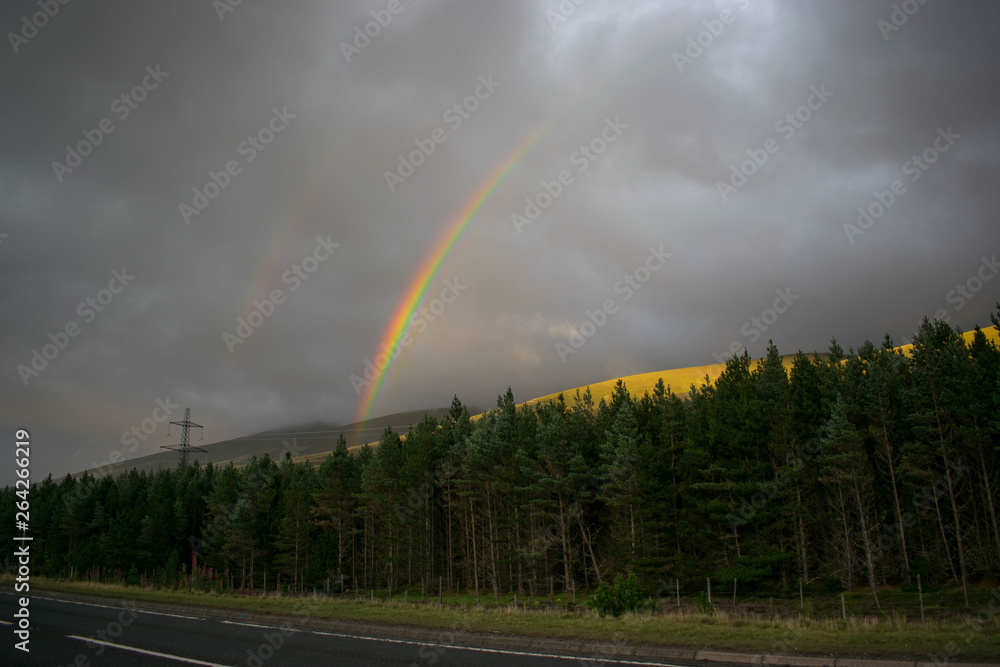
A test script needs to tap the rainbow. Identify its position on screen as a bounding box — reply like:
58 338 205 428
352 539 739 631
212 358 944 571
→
356 125 546 424
229 160 329 361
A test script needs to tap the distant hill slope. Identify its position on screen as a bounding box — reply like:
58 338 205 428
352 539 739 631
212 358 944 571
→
71 327 997 477
69 407 460 479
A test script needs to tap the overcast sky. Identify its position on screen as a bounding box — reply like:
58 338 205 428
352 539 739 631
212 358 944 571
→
2 0 998 485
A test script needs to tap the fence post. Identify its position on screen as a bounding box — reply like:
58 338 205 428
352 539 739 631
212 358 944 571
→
706 577 711 606
439 576 443 604
799 579 804 610
733 578 737 607
917 574 925 622
841 593 846 621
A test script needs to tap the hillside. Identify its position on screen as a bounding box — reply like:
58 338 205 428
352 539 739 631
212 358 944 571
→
73 326 998 477
515 327 998 414
70 407 462 479
23 319 1000 630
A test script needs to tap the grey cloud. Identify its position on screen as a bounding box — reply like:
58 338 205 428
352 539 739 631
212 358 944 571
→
2 0 998 484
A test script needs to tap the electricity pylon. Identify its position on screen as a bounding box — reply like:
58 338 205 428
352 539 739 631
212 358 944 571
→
162 407 206 466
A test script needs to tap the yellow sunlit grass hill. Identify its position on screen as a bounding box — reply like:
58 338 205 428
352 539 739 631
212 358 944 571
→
305 324 998 459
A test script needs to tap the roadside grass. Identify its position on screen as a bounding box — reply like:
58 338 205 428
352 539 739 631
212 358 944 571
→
5 576 998 660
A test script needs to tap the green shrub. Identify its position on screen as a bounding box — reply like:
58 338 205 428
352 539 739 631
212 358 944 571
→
695 590 714 615
588 572 654 617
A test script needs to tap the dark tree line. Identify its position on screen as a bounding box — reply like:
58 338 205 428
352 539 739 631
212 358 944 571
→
3 314 999 606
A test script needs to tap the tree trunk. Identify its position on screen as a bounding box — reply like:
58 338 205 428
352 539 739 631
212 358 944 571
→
976 442 1000 566
932 396 969 609
446 490 454 590
469 497 480 594
834 485 854 589
558 496 573 593
796 486 809 582
879 413 910 581
852 479 879 608
929 483 958 581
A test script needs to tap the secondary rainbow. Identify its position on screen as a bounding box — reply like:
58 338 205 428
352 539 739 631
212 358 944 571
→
356 125 546 424
228 161 330 360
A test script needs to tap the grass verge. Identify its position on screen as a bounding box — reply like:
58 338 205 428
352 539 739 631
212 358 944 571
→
6 576 999 661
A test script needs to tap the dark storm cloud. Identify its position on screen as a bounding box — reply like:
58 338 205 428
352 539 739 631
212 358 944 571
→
2 0 998 484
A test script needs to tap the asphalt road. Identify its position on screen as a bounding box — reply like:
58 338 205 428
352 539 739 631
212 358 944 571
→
0 591 716 667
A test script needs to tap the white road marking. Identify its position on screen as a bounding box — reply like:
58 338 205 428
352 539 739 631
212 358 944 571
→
222 619 300 631
12 591 686 665
33 595 203 620
122 608 205 621
226 616 688 666
302 627 687 666
65 635 230 666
